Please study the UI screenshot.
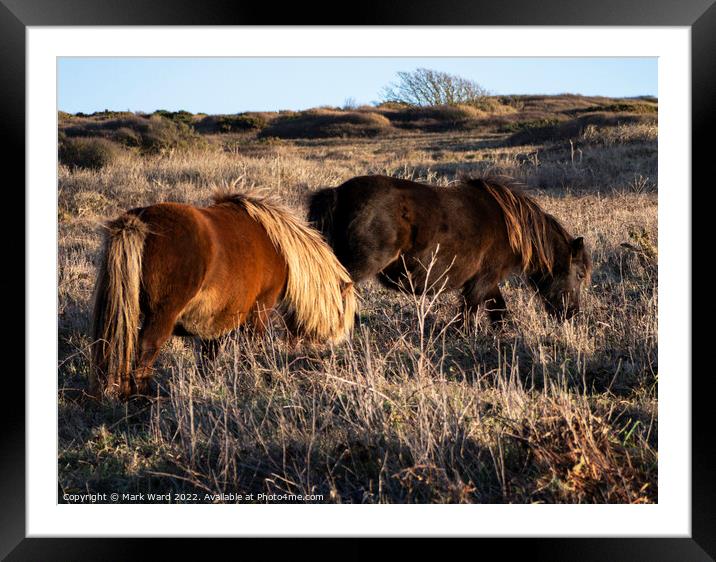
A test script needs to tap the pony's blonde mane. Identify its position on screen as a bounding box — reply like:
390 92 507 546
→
467 177 570 273
215 191 356 343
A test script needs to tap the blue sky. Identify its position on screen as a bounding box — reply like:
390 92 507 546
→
58 57 657 114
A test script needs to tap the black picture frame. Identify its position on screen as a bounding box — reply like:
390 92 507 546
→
4 1 713 559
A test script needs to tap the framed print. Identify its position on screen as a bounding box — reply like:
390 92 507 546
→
4 0 714 559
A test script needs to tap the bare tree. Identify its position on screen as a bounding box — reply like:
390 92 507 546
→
381 68 489 107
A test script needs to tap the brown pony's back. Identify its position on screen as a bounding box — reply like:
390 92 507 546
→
310 175 518 290
308 175 591 324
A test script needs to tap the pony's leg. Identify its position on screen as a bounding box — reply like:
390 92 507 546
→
482 286 507 324
249 304 274 337
199 338 222 362
341 246 398 284
461 278 507 327
131 308 180 397
197 336 227 376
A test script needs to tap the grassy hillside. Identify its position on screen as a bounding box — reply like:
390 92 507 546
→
58 95 657 504
59 94 656 143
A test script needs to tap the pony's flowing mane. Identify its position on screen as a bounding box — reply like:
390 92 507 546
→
463 177 571 273
213 191 356 343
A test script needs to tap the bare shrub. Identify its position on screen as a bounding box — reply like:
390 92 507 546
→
381 68 489 107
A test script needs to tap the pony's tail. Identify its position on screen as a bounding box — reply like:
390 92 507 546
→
307 187 338 244
90 213 147 399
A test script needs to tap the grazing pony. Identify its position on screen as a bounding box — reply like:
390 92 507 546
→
308 175 591 324
91 192 356 400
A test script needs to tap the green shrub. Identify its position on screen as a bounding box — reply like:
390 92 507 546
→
62 114 203 153
496 95 526 111
217 113 267 132
139 115 203 152
79 110 136 120
374 100 411 109
63 114 147 138
501 118 560 134
259 110 391 139
113 127 142 147
59 137 119 170
153 109 195 126
383 104 484 132
193 113 270 134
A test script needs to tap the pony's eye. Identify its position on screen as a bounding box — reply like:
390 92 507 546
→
577 272 585 280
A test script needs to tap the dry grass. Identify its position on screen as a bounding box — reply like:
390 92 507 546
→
506 112 657 146
58 118 657 504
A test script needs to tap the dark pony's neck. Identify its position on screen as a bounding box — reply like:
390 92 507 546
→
463 177 572 274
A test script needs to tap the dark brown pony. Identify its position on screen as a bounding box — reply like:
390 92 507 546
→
308 175 591 323
91 192 356 400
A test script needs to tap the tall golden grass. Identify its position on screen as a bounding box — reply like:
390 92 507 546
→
58 119 657 504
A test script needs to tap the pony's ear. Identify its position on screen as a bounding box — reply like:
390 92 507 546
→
571 237 584 256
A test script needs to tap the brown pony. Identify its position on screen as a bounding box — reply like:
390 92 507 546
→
308 175 591 323
91 192 356 400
